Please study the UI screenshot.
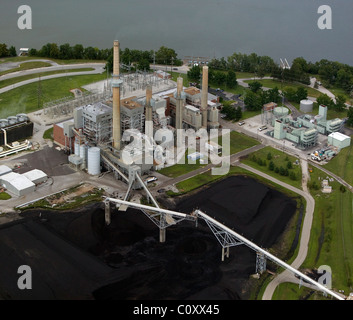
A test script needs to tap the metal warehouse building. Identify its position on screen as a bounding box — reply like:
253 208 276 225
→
0 165 12 177
22 169 48 185
328 132 351 150
0 172 36 197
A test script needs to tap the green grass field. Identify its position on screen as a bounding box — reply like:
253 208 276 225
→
244 79 322 98
0 192 11 201
43 127 54 140
0 61 53 77
303 167 353 292
241 146 302 190
275 166 353 298
157 149 207 178
217 130 259 155
0 73 106 118
0 56 106 66
324 143 353 183
0 68 95 89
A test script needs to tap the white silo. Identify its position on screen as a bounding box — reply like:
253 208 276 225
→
300 99 314 113
74 140 80 156
87 147 101 175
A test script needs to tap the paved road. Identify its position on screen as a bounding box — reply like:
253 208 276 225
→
0 59 59 72
0 63 105 94
236 162 317 300
309 160 353 192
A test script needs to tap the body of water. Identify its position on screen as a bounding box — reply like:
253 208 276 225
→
1 0 353 65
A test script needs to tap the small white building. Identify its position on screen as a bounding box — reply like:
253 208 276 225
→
0 172 35 197
19 48 29 56
187 152 204 162
328 132 351 150
22 169 48 185
0 165 12 177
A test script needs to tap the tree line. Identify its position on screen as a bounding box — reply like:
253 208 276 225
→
187 65 238 88
0 43 18 58
209 53 353 94
0 42 183 73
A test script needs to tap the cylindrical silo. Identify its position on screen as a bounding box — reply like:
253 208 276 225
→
74 140 80 156
80 145 86 161
87 147 101 175
300 99 314 113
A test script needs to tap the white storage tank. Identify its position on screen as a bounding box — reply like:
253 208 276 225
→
87 147 101 175
300 99 314 113
80 145 86 162
74 140 80 156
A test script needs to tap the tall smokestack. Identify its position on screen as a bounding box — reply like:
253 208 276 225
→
112 40 122 150
175 77 184 131
145 85 153 140
201 66 209 129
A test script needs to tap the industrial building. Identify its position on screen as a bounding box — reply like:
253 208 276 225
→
328 132 351 150
0 114 33 147
0 172 36 197
267 103 345 150
0 166 48 197
52 40 220 187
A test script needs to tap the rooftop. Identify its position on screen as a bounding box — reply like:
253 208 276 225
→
22 169 48 182
1 172 35 191
329 132 350 141
0 165 12 176
83 102 112 115
121 97 143 110
184 87 201 96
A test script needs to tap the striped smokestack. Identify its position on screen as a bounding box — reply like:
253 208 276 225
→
145 85 153 139
175 77 184 130
201 66 208 129
112 40 121 150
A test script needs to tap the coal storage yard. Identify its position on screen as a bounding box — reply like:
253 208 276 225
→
0 176 297 300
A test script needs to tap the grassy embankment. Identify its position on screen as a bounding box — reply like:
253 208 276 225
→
0 61 52 76
0 56 106 66
272 163 353 299
241 146 302 190
0 68 95 89
19 184 105 212
0 73 107 118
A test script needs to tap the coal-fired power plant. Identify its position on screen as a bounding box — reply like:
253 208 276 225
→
58 39 220 181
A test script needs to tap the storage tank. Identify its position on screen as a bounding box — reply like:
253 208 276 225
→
80 145 86 162
74 140 80 156
274 106 289 118
87 147 101 175
300 99 314 113
7 116 18 125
